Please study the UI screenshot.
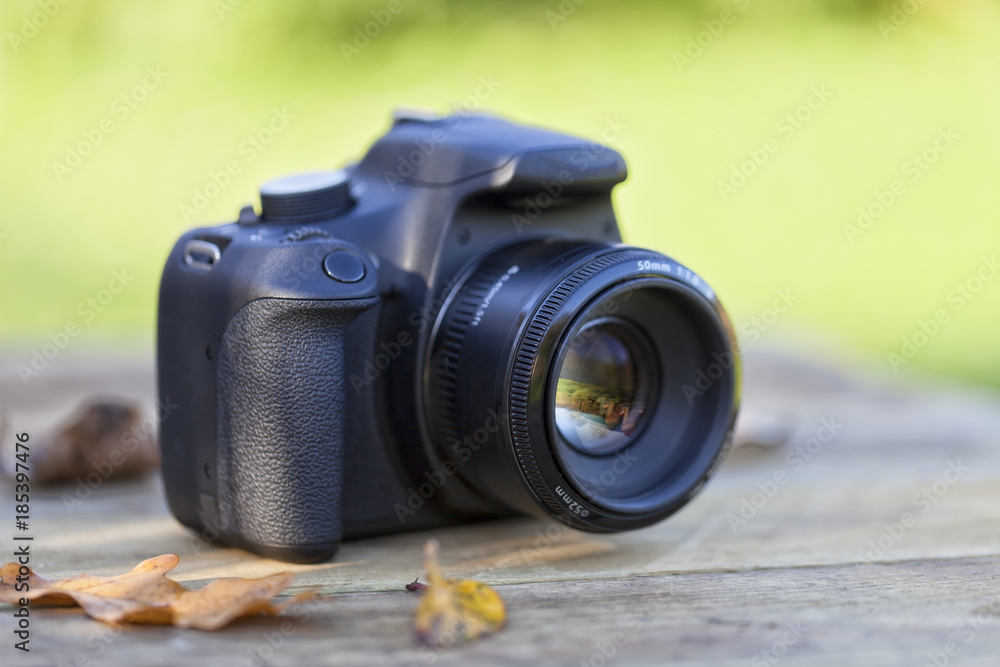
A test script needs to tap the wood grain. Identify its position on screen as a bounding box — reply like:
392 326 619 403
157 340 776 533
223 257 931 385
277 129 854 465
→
2 347 1000 665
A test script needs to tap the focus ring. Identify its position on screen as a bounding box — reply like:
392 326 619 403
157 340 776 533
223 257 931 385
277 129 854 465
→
433 267 507 443
507 248 661 530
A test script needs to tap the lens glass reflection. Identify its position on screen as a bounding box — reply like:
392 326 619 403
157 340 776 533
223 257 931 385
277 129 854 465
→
554 320 652 455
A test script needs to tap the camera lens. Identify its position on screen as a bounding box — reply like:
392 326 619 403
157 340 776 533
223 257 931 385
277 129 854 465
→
424 240 738 533
552 318 654 456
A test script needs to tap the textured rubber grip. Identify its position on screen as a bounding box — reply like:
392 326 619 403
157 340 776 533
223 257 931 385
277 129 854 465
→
215 296 378 556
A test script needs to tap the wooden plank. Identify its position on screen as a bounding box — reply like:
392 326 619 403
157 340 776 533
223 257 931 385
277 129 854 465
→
3 348 1000 664
12 559 1000 667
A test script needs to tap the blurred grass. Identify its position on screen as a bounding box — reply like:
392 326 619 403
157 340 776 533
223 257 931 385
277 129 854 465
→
1 0 999 387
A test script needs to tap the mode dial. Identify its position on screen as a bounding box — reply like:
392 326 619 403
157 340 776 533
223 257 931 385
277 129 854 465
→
259 171 353 222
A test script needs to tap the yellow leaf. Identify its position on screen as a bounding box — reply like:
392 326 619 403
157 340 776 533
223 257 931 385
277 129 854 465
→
412 539 506 647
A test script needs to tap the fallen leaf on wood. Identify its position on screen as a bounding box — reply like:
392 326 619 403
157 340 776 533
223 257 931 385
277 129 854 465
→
0 399 159 485
0 554 313 630
168 571 310 630
410 539 506 647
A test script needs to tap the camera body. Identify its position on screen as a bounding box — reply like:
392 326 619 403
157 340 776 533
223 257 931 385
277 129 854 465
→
158 111 739 563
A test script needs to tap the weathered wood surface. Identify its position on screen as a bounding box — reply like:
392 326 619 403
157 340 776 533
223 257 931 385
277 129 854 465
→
2 346 1000 666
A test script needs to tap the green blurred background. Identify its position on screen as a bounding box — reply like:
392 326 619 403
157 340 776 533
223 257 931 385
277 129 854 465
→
1 0 998 386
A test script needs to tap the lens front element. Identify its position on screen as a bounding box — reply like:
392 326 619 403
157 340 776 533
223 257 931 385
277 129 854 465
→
554 319 654 456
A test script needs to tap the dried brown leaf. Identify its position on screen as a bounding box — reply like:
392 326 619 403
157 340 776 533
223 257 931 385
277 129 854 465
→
168 573 314 631
0 400 159 485
0 554 312 630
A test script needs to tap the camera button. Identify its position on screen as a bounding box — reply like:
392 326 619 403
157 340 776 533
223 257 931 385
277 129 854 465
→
323 250 366 283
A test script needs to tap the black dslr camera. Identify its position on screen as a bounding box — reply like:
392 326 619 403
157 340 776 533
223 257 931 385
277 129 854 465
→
158 111 739 563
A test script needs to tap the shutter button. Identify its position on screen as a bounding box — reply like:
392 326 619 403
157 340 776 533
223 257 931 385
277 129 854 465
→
323 251 366 283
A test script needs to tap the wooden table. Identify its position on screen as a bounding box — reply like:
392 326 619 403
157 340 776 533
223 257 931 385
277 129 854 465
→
3 347 1000 666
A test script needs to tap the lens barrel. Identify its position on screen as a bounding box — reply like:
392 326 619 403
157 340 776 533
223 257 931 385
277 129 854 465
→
425 239 739 532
